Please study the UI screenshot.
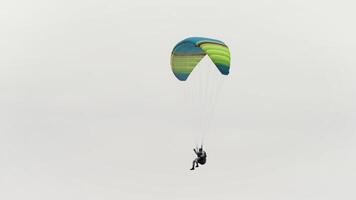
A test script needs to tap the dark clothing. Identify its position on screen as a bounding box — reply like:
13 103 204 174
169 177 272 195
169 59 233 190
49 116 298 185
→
196 151 204 157
197 156 206 164
191 149 207 170
197 151 207 164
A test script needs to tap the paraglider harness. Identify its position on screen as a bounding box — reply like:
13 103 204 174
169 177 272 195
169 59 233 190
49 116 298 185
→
194 147 207 164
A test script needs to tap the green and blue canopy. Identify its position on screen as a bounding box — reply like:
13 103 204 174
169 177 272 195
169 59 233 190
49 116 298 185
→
170 37 231 81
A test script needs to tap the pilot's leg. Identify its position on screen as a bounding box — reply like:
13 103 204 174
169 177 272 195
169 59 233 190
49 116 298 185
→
190 160 196 170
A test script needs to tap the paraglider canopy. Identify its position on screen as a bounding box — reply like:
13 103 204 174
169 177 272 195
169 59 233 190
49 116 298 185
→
171 37 231 81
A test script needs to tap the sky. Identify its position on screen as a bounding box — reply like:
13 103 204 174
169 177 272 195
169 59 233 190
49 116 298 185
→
1 0 356 199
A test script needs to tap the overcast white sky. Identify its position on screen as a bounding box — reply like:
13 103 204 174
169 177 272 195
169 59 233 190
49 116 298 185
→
1 0 356 199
